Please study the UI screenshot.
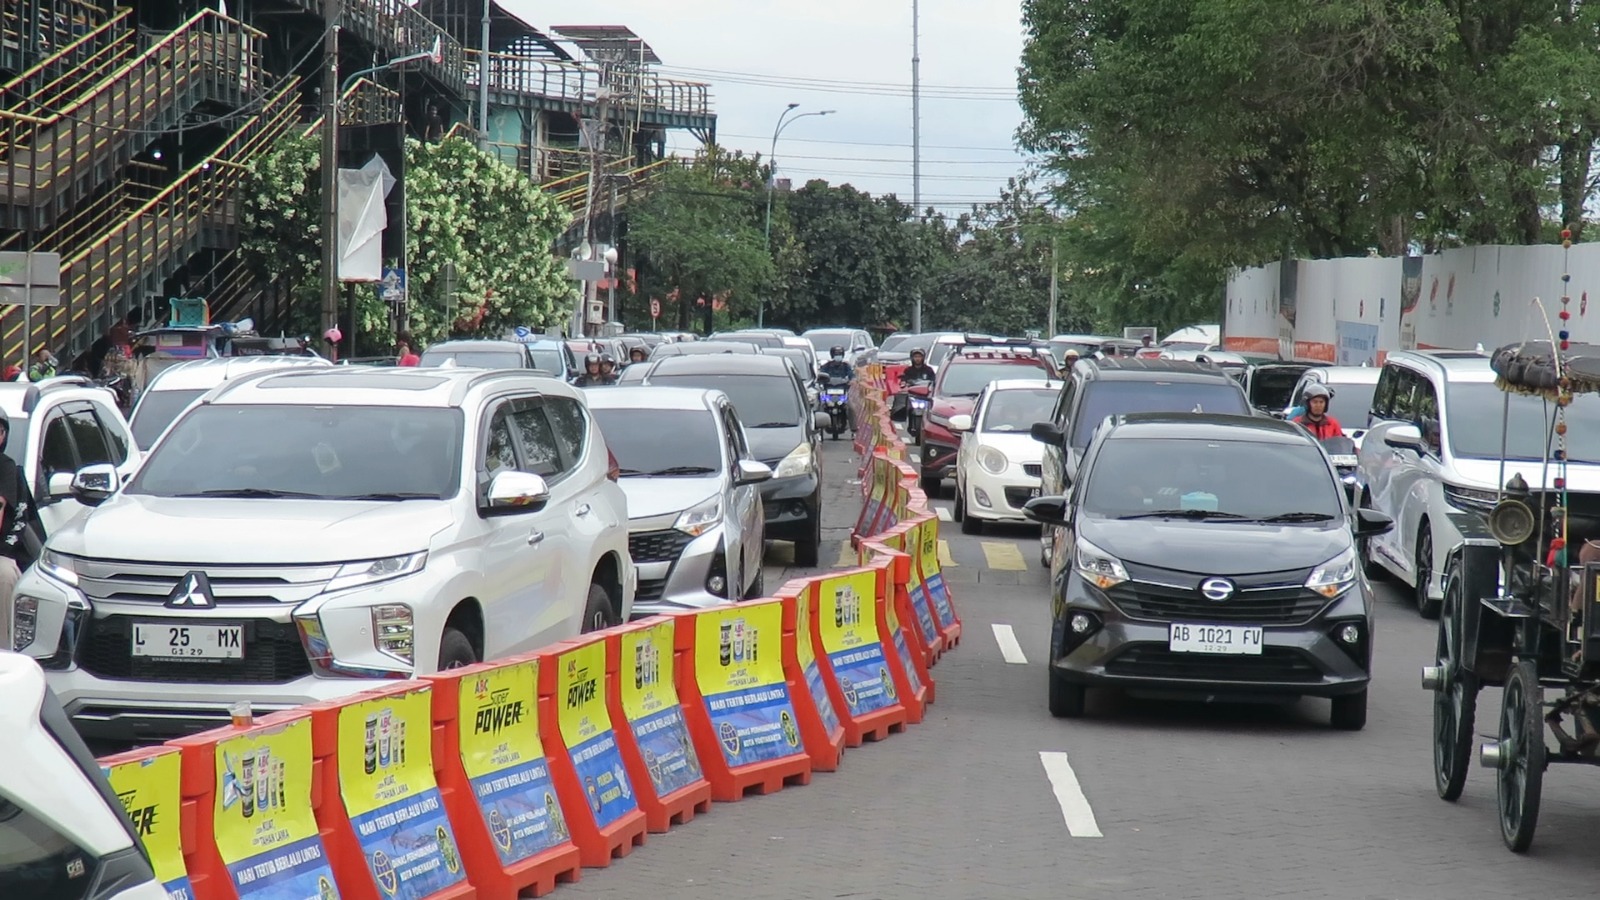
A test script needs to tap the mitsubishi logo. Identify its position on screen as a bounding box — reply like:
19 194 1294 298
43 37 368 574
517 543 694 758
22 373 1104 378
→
1199 578 1235 602
165 572 214 609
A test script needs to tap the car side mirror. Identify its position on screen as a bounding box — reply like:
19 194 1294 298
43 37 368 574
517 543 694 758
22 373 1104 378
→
734 459 773 486
46 472 74 500
1030 421 1065 445
69 464 119 507
1384 424 1423 451
1354 507 1394 538
1023 495 1072 526
948 414 973 433
484 470 550 514
907 383 931 398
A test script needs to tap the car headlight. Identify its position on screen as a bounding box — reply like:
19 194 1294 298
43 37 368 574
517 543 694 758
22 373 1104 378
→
977 446 1008 475
12 594 38 651
326 552 428 594
371 604 414 664
1075 536 1129 589
674 495 723 537
1305 546 1358 598
927 412 951 428
38 549 77 587
774 443 814 479
1443 483 1498 511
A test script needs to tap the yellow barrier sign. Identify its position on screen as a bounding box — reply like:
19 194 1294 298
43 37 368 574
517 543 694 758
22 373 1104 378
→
103 749 193 900
694 603 804 764
555 640 637 827
619 620 703 797
459 660 566 865
818 569 897 714
213 718 339 899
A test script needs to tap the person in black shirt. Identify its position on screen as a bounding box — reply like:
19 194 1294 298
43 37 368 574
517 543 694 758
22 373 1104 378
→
901 348 934 384
0 410 44 577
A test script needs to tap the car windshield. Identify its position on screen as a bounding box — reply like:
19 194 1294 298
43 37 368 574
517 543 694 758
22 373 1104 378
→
982 389 1058 432
938 361 1048 398
1447 384 1600 463
1251 368 1305 409
1049 340 1101 364
1070 381 1250 448
879 334 916 353
647 374 803 427
419 349 524 370
129 405 464 499
1318 381 1378 422
805 331 853 351
592 408 722 475
528 347 564 374
130 389 207 449
1082 437 1344 520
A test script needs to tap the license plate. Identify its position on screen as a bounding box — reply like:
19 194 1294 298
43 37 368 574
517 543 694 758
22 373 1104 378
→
1028 487 1041 499
1328 454 1357 467
132 623 245 660
1168 623 1263 655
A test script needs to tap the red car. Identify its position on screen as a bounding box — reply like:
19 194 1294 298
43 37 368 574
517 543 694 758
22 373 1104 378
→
916 349 1058 491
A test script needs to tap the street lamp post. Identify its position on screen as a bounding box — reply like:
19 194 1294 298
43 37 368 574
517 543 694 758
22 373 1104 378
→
760 104 835 328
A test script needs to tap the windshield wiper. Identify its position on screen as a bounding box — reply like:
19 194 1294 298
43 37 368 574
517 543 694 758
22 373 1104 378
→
643 466 718 476
749 421 800 428
1116 509 1248 520
1252 512 1339 523
335 492 440 501
175 488 325 499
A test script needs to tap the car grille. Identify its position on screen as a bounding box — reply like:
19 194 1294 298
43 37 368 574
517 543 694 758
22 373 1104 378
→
636 578 668 604
77 615 312 684
1105 562 1327 626
1003 487 1038 508
1023 464 1042 478
629 529 692 564
70 558 339 605
1105 644 1323 683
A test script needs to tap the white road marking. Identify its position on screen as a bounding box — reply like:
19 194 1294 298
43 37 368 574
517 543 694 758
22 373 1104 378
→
935 506 952 521
1038 751 1103 838
990 624 1028 664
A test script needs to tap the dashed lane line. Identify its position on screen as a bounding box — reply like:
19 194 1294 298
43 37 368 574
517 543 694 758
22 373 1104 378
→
935 506 952 522
1038 751 1103 838
981 541 1028 571
990 624 1028 664
937 540 958 568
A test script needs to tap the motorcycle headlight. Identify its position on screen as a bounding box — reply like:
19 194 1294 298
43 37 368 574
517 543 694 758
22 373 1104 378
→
977 445 1008 475
674 495 723 537
1305 546 1358 598
1075 536 1129 589
325 552 428 594
774 443 814 479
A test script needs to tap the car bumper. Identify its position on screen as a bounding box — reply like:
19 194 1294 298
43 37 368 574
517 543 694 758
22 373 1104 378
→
629 524 735 617
760 471 821 542
962 464 1041 522
919 430 958 476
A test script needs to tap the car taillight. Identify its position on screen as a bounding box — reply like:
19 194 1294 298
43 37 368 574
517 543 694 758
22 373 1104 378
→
607 447 620 482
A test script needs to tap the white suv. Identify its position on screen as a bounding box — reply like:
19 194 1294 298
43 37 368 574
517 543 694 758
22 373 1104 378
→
0 377 142 536
5 367 634 742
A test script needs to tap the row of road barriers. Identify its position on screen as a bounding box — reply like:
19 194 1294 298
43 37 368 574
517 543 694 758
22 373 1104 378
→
94 361 964 900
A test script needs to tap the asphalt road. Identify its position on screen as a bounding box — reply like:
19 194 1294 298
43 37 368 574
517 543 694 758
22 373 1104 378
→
564 435 1600 900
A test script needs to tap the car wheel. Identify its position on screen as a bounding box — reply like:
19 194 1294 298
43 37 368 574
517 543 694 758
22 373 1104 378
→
1330 690 1368 730
793 511 822 567
581 582 618 633
1048 667 1085 718
744 565 766 600
438 626 478 670
960 504 983 535
920 474 942 496
952 484 965 522
1416 526 1441 619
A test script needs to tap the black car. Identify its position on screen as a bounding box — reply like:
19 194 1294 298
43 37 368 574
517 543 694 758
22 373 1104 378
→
1024 413 1393 729
633 355 827 565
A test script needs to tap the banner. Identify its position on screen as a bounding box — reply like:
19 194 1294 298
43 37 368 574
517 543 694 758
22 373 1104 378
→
459 660 568 866
694 604 805 765
556 640 637 828
818 571 897 716
337 689 465 900
887 525 939 645
213 719 340 900
917 522 958 629
883 583 924 698
103 751 193 900
794 587 841 736
619 621 703 798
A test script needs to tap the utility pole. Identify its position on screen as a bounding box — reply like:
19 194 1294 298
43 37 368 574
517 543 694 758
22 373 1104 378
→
911 0 922 334
477 0 491 151
320 0 341 337
1048 234 1059 337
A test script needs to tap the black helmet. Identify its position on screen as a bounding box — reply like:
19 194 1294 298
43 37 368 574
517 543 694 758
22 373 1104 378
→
830 346 845 359
600 354 616 366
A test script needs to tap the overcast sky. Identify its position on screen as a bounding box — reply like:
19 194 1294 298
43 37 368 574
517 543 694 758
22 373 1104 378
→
501 0 1031 214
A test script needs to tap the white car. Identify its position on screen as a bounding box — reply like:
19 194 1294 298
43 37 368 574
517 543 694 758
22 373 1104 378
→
0 651 166 899
128 356 333 451
801 327 875 370
5 367 634 742
0 377 143 536
949 378 1062 534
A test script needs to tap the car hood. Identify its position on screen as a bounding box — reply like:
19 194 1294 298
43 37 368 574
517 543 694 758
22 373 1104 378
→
746 427 806 466
1081 516 1349 574
931 397 977 419
53 494 455 564
618 476 720 520
1447 455 1600 492
972 432 1044 464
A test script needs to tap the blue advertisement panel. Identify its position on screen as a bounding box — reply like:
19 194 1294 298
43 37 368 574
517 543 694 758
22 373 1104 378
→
568 731 636 828
630 706 702 797
348 792 464 899
819 572 896 716
1335 320 1381 366
908 581 940 647
926 572 957 629
228 836 338 900
695 604 806 766
620 621 703 798
557 640 638 829
469 759 565 866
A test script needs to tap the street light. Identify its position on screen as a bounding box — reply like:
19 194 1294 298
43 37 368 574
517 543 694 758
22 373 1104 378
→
760 104 836 328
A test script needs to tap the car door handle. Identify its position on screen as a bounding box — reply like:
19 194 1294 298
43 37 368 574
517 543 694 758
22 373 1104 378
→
528 530 545 546
575 504 592 517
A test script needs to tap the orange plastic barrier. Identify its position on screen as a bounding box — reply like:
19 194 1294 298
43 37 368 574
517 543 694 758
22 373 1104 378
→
867 544 935 719
810 567 911 745
309 682 475 900
853 453 891 543
604 617 713 832
862 520 945 667
532 638 648 867
911 513 965 649
100 745 196 900
675 600 814 800
775 580 846 771
421 658 582 899
167 710 343 900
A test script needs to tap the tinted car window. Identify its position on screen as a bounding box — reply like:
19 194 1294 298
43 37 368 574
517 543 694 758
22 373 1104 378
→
509 404 562 477
648 374 803 427
938 362 1048 398
593 408 722 475
1251 369 1305 410
544 396 588 468
981 389 1058 432
1070 381 1250 449
420 350 526 369
64 407 113 467
132 389 208 449
38 414 76 482
1081 437 1343 519
1445 384 1600 462
0 794 97 900
528 347 565 375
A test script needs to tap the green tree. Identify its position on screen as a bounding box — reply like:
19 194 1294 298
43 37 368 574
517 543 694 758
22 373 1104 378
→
781 181 929 329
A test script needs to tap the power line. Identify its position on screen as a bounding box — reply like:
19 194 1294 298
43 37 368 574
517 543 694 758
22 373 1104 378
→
773 153 1027 165
782 167 1018 182
658 65 1016 101
691 132 1022 153
659 64 1016 95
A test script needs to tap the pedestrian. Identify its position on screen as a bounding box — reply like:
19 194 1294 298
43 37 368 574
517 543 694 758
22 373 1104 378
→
397 332 421 367
27 346 57 382
0 410 44 606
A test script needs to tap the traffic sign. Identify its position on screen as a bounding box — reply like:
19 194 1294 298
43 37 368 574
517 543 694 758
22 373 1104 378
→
378 266 406 303
649 298 661 319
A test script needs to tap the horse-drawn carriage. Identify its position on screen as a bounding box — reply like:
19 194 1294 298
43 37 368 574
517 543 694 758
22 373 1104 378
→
1422 336 1600 851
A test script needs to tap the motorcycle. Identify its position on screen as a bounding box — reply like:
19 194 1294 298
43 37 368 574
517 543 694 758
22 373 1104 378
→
1321 435 1359 504
901 378 933 440
818 374 850 440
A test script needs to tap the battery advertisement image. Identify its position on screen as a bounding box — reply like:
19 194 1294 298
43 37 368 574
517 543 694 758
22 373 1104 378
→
211 719 340 900
818 571 895 715
884 583 923 696
900 521 941 643
103 750 194 900
918 524 958 629
459 659 567 866
794 588 841 736
556 640 637 829
694 603 805 766
337 688 465 900
619 620 703 798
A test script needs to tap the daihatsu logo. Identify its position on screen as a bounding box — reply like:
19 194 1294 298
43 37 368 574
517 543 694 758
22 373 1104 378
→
1199 578 1235 601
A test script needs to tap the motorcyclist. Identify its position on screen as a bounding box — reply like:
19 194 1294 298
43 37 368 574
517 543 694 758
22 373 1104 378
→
1295 382 1343 439
901 348 934 384
626 346 649 367
574 353 612 387
1062 348 1081 369
599 354 619 381
819 346 853 383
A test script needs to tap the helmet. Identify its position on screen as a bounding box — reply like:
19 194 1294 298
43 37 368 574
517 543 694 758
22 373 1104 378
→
1064 349 1080 359
323 327 342 344
909 348 925 360
585 353 602 366
1303 382 1333 401
830 346 845 359
601 354 616 366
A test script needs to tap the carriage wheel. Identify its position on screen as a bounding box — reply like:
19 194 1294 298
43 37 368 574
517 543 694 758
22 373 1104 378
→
1434 572 1479 801
1496 659 1546 853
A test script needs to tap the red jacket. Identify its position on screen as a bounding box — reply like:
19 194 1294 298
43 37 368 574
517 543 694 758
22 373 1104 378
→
1296 414 1343 440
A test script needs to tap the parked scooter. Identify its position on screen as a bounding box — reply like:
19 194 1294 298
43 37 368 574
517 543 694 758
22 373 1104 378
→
818 373 850 440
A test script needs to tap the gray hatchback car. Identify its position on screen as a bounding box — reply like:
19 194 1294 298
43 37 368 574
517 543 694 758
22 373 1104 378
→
1024 413 1394 729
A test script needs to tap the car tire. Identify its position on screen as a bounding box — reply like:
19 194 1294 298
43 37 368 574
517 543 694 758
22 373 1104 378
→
1048 667 1085 718
794 510 822 568
581 582 617 633
952 485 965 522
438 626 478 670
920 474 942 496
744 565 765 600
1330 689 1368 730
960 506 983 535
1416 525 1441 619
